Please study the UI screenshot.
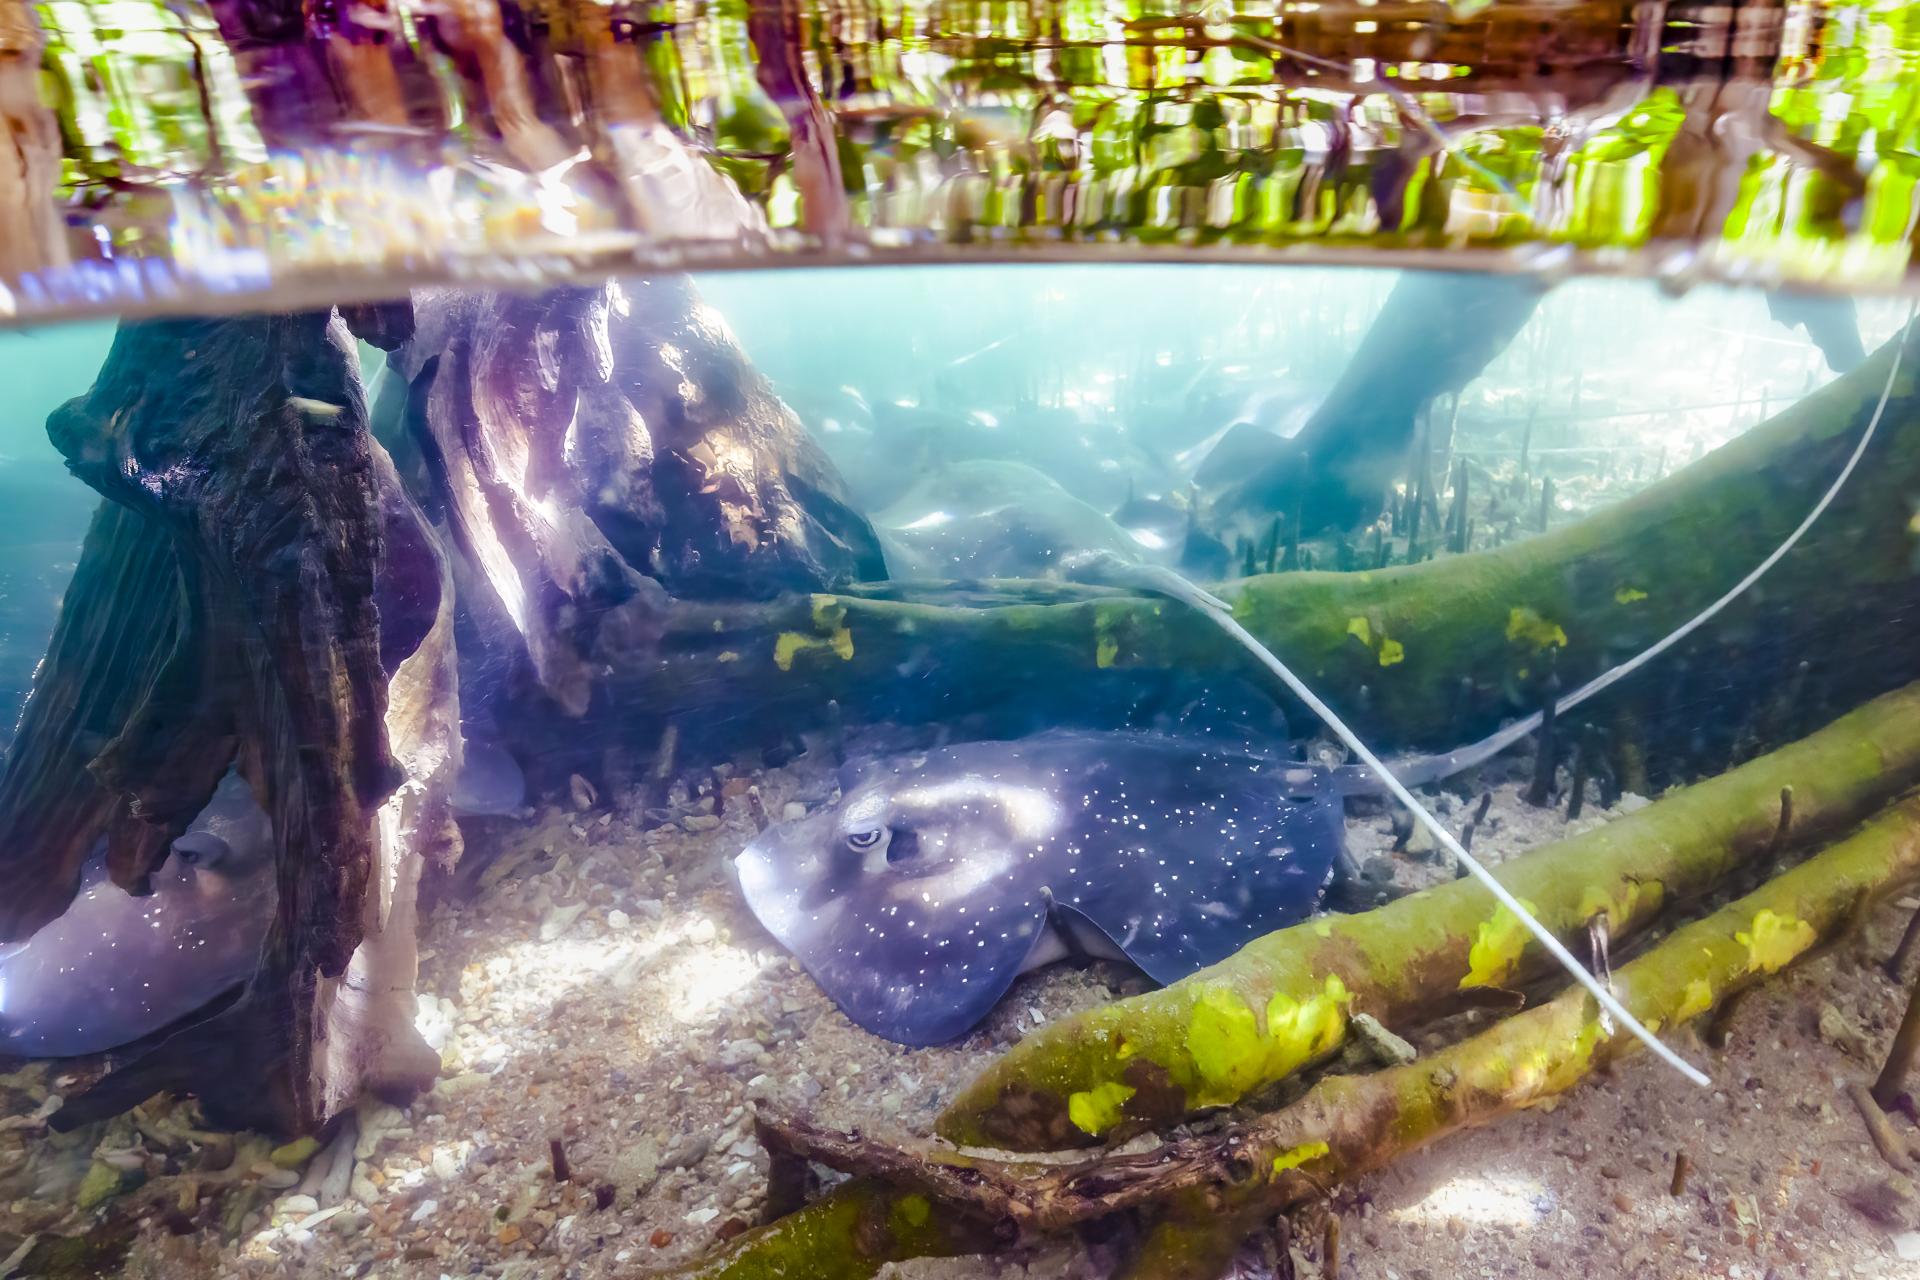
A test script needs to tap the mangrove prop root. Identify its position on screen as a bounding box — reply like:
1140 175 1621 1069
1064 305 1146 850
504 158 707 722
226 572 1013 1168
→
938 682 1920 1149
726 792 1920 1276
391 282 883 717
16 317 452 1132
1217 272 1546 532
309 443 460 1119
0 499 185 938
17 312 406 1133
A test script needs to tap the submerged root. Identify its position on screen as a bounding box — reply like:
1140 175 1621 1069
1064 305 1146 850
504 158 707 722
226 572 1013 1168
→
940 681 1920 1149
681 791 1920 1277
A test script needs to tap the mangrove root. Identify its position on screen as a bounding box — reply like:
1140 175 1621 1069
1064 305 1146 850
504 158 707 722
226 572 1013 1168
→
938 681 1920 1149
716 790 1920 1276
383 280 885 720
1214 271 1546 531
3 312 452 1133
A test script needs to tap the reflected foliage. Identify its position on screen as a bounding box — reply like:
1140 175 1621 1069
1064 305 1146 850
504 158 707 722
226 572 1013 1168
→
3 0 1919 319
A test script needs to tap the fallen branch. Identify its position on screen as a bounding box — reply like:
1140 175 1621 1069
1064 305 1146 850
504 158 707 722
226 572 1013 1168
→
939 681 1920 1149
713 790 1920 1277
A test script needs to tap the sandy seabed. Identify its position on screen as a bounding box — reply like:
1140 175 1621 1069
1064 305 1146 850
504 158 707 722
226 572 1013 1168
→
5 743 1918 1280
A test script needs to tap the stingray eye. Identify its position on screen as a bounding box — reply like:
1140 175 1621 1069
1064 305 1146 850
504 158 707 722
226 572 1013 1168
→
846 828 886 853
171 832 231 872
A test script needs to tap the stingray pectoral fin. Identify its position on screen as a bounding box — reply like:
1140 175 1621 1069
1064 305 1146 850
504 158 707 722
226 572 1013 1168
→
735 843 1050 1047
1060 781 1347 987
452 740 528 818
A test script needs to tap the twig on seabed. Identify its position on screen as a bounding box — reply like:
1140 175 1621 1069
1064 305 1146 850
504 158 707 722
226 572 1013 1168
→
1849 1081 1915 1171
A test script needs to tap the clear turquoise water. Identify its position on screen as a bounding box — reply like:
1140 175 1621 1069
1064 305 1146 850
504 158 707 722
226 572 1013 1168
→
0 266 1905 755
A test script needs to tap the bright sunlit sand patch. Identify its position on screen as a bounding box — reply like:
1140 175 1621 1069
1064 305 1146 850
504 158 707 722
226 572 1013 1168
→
1391 1171 1558 1229
425 923 694 1068
660 942 763 1024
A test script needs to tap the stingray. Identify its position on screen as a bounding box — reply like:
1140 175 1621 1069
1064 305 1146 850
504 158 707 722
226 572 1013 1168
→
734 730 1352 1045
729 554 1743 1050
739 311 1909 1065
0 769 275 1058
734 673 1667 1046
874 459 1147 580
0 739 531 1059
453 738 529 817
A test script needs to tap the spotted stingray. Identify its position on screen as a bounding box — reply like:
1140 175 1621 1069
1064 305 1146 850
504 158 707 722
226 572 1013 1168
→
734 730 1349 1045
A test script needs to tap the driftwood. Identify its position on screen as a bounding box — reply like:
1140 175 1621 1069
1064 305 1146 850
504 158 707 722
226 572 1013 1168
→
684 789 1920 1278
386 280 886 719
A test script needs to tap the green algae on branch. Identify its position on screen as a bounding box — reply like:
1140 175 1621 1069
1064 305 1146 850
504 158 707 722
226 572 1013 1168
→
936 680 1920 1151
661 1179 972 1280
1107 793 1920 1273
1176 788 1920 1224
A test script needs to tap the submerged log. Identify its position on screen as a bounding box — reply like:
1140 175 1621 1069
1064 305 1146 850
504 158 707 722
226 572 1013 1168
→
0 311 451 1132
581 323 1920 771
937 680 1920 1148
709 790 1920 1277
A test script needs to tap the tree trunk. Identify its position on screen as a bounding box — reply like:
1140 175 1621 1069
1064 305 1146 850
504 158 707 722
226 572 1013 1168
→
0 312 449 1134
